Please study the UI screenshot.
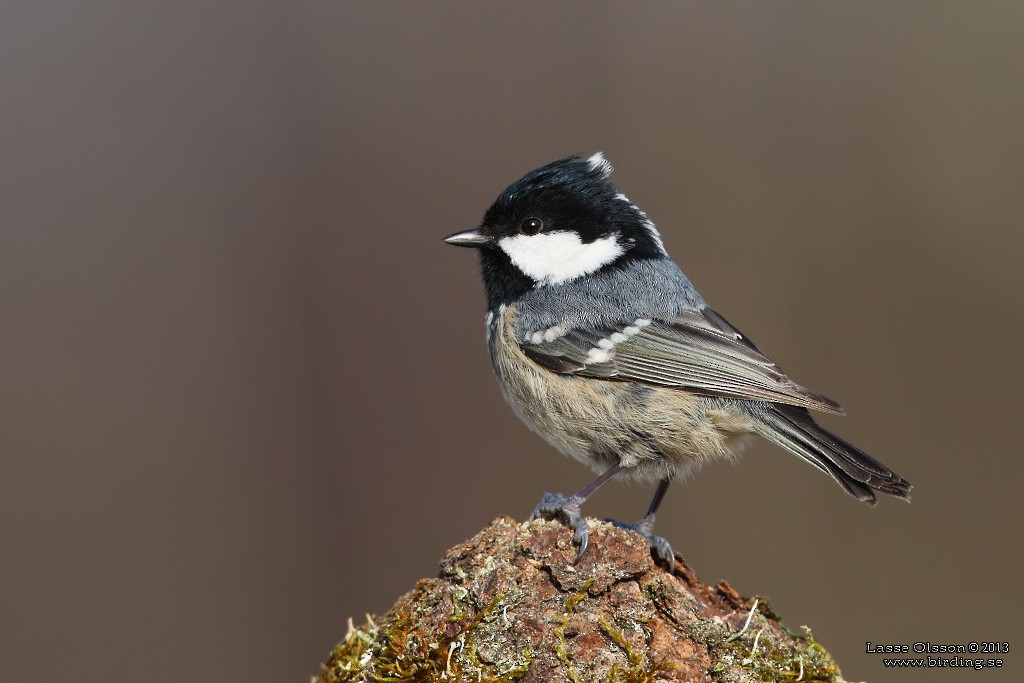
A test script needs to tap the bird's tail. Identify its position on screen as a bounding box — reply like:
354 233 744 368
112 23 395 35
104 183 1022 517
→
754 404 911 505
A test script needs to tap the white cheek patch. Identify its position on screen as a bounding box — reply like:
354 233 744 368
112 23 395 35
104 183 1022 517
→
498 231 624 285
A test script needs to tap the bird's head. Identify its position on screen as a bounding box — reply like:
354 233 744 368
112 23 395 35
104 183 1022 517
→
445 153 667 309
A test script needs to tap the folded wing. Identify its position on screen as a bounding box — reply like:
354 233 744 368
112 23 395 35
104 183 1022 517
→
521 307 844 415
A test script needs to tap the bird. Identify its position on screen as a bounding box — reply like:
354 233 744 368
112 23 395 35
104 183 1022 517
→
444 153 911 565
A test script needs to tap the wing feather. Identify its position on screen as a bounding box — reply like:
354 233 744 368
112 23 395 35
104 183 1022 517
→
520 308 844 414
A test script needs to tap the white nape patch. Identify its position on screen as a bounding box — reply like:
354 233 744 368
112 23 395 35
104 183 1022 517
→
612 191 668 256
641 219 668 256
498 231 624 285
583 318 653 365
587 152 613 177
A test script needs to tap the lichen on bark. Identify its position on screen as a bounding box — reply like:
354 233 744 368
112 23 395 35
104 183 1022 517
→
321 517 851 682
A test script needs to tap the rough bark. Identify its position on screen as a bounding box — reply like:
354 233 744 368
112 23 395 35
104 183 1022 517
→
321 517 852 682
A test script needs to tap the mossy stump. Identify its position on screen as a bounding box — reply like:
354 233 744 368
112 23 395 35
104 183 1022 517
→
321 517 852 682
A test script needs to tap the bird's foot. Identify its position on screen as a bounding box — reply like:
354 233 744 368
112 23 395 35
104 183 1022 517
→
607 515 675 567
529 492 590 563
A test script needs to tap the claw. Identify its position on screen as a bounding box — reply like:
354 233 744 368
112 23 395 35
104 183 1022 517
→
572 525 589 563
647 534 675 566
530 492 591 562
607 517 676 568
529 491 566 521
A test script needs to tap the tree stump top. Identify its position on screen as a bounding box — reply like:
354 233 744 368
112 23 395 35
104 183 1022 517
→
322 516 849 682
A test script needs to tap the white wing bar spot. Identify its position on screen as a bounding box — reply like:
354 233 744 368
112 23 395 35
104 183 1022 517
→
583 318 653 364
524 324 569 345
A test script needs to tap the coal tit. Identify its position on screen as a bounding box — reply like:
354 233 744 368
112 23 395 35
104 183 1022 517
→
445 153 911 564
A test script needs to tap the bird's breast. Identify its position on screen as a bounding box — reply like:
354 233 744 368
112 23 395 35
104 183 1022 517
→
487 306 754 478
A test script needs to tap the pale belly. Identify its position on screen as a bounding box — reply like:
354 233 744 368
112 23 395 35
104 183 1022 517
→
490 307 756 482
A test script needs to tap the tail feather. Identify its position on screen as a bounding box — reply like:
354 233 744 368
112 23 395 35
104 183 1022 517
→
754 405 912 505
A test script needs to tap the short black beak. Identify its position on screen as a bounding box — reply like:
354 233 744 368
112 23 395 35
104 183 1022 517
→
444 228 495 249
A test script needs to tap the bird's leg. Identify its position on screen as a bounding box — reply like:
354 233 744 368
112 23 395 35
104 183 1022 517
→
530 462 622 563
608 477 676 566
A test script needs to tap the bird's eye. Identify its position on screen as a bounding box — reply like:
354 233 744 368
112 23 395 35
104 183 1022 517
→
520 217 543 235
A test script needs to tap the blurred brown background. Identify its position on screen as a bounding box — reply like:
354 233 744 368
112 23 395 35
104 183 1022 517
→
2 2 1022 682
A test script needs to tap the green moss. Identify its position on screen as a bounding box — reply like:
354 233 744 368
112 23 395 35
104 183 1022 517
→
598 615 677 683
550 578 595 683
711 618 842 682
322 618 377 682
322 592 531 683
